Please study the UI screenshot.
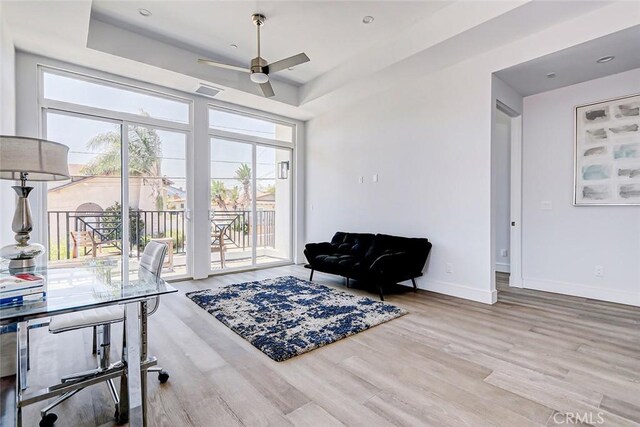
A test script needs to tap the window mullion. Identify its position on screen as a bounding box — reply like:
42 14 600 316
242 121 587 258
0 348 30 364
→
251 144 257 266
121 122 130 281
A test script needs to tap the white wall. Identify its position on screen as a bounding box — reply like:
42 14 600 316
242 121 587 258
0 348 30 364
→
493 109 511 273
522 68 640 306
0 4 17 247
305 3 638 304
306 59 497 303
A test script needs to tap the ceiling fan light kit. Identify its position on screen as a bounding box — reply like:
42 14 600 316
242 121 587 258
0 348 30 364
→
198 13 310 98
250 72 269 84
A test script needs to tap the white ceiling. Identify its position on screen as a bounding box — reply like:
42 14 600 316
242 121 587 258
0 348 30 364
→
1 1 636 119
91 1 450 85
495 25 640 97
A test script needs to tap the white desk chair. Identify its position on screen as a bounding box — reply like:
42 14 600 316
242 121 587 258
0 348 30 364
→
34 241 169 427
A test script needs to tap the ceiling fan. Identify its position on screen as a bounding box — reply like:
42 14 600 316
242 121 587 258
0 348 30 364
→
198 13 310 98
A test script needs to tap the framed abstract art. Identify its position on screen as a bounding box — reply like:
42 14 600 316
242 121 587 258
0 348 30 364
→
574 93 640 205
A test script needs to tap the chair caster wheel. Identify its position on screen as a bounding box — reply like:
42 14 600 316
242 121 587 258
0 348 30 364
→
39 413 58 427
158 370 170 383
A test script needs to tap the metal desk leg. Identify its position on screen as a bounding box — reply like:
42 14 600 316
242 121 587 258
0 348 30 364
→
15 321 28 427
140 300 148 425
118 302 143 426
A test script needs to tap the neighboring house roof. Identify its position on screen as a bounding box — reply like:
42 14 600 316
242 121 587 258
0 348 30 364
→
256 192 275 202
48 175 94 192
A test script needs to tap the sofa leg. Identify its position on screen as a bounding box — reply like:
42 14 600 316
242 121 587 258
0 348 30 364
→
411 278 417 292
378 284 385 301
346 277 350 288
309 269 314 281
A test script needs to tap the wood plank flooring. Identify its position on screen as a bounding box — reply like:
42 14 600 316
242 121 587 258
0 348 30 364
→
2 266 639 426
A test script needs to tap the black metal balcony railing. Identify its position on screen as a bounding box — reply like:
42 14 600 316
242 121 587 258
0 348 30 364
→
47 209 276 261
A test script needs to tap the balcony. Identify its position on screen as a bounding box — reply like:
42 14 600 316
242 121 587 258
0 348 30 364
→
47 209 279 277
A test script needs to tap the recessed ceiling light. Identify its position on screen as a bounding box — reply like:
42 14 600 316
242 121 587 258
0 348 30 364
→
362 16 374 24
229 44 238 49
596 55 615 64
546 72 557 79
137 8 152 17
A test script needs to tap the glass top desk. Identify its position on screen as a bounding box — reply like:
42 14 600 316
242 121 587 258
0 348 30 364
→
0 260 177 427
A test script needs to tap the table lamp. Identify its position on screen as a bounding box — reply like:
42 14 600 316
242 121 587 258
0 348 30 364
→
0 136 70 271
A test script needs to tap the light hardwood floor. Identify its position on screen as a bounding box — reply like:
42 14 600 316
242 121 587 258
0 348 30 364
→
3 266 640 426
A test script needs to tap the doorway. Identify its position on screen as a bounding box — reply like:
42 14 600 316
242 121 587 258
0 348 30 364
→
493 101 522 291
43 110 191 281
208 137 293 273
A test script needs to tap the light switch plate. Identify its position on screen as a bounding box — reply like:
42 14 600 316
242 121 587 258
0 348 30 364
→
372 174 379 183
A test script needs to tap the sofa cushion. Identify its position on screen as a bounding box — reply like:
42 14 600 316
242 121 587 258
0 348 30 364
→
331 232 348 245
342 233 375 258
313 253 357 275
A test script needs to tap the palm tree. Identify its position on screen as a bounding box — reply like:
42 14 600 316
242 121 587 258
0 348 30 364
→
229 186 240 211
235 163 251 208
82 124 164 209
210 180 228 211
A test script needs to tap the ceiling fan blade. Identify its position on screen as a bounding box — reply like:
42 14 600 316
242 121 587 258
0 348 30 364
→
259 81 275 98
267 53 310 74
198 58 250 73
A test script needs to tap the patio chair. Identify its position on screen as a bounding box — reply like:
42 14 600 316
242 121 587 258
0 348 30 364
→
211 225 228 269
70 231 98 258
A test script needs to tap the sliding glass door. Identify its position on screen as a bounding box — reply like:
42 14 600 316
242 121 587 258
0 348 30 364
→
127 125 188 278
256 145 291 264
45 111 123 270
44 114 190 279
209 134 292 273
209 138 253 270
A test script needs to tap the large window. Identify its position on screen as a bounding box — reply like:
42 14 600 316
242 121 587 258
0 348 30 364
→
209 108 294 142
208 107 294 272
43 70 190 124
41 69 191 280
38 67 297 280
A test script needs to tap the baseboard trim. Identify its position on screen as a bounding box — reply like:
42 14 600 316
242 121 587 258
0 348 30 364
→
522 277 640 307
417 279 497 305
495 262 511 273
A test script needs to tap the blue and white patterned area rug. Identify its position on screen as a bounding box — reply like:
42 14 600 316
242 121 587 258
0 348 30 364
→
186 276 407 362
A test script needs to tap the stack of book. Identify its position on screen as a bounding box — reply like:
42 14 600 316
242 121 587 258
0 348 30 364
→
0 273 47 307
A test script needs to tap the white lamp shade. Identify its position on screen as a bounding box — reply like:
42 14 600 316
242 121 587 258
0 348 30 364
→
0 136 70 181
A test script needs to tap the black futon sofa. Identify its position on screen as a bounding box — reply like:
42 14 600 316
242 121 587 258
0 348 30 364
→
304 232 432 300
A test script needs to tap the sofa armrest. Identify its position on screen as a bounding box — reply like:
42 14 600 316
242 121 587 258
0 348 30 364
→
369 251 416 277
304 242 334 264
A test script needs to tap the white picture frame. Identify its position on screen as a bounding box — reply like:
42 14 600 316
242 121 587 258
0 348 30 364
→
574 93 640 205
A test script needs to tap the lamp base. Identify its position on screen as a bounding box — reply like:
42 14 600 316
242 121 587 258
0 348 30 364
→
8 258 37 274
1 242 44 273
